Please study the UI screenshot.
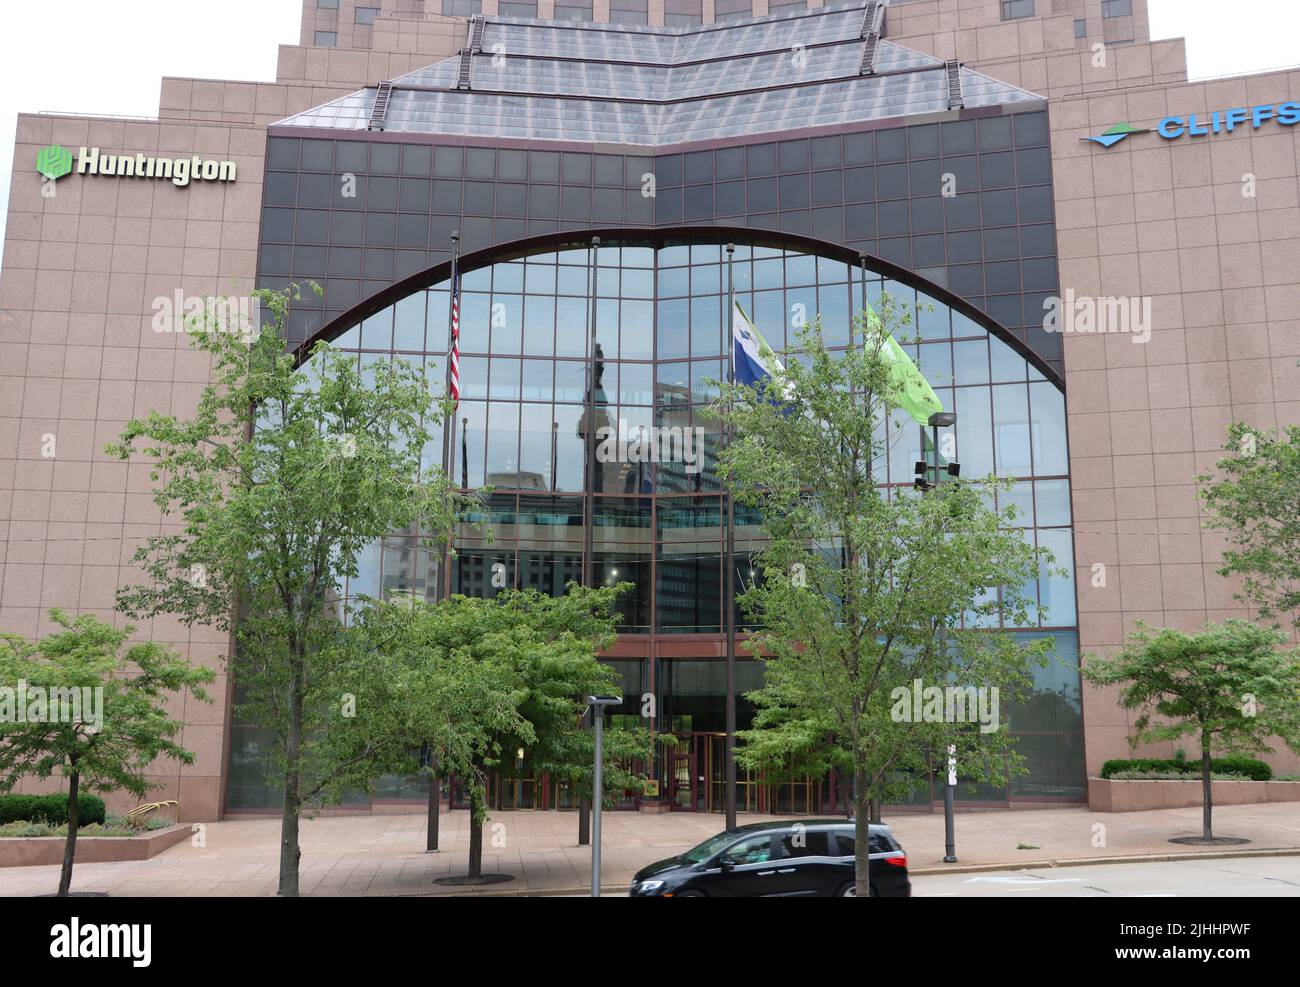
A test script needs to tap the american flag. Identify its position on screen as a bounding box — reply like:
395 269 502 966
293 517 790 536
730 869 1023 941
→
448 273 461 406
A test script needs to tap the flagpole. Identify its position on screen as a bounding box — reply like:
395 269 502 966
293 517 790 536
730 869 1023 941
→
582 235 601 592
724 242 738 831
428 229 460 855
439 230 461 604
578 235 600 849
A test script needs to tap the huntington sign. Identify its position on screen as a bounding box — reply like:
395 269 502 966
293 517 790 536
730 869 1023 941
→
35 144 237 187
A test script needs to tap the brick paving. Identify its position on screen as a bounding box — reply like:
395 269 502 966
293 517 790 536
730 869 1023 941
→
2 803 1298 896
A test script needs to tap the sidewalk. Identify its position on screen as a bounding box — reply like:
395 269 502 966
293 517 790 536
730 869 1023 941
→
2 803 1298 896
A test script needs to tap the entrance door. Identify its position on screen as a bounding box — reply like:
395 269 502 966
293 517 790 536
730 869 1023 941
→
668 749 696 810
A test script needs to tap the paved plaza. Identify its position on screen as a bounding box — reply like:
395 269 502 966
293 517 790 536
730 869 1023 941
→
3 803 1298 896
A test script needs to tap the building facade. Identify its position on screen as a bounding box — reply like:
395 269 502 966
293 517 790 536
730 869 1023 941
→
2 0 1298 820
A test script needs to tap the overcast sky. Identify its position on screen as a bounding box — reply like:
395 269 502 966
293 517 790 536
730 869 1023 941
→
1 0 1298 256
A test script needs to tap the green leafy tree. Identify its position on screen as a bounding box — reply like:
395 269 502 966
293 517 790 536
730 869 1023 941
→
0 610 213 896
1083 620 1300 842
108 285 473 896
1200 424 1300 627
710 302 1053 897
352 585 651 881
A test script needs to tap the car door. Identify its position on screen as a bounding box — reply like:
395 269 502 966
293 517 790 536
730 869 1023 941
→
709 833 791 897
775 828 844 896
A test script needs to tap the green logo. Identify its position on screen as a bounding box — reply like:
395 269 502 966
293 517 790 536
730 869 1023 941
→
36 145 74 180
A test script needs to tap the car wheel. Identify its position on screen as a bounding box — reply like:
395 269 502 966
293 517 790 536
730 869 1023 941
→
837 882 879 897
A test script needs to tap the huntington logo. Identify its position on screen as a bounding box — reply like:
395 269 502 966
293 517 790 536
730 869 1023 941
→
33 145 237 187
35 145 74 180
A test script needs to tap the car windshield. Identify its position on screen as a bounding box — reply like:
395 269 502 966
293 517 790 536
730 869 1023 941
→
680 831 741 864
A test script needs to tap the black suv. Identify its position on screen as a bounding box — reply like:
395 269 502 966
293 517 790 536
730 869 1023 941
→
629 819 910 897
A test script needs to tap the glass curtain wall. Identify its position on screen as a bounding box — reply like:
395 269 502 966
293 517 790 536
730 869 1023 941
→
224 238 1083 810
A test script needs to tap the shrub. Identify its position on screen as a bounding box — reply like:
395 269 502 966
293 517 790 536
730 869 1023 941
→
1108 770 1251 781
0 793 107 827
1100 757 1271 781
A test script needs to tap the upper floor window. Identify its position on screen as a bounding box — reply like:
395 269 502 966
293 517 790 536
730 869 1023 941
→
713 0 752 20
442 0 483 15
608 0 648 26
1000 0 1034 20
768 0 807 12
314 30 338 46
1102 0 1132 16
355 6 379 24
554 2 593 19
1074 18 1086 38
499 0 539 16
317 0 339 8
665 0 702 27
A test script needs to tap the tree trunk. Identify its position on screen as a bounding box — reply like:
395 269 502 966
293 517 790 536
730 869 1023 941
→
1201 746 1214 842
278 655 305 896
426 762 441 852
57 767 80 897
869 796 883 824
467 784 485 880
853 766 870 898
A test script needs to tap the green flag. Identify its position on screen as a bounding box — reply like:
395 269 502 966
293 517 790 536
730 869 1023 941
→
865 304 943 426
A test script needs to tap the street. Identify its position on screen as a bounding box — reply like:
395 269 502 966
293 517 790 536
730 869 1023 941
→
914 857 1300 897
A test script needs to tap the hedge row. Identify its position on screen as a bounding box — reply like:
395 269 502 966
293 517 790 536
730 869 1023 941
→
1100 757 1271 781
0 794 107 827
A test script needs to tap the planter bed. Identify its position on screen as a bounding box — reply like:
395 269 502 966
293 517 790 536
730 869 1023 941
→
1089 777 1300 813
0 824 190 868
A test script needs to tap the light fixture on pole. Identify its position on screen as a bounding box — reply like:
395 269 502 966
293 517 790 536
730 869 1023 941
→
586 694 622 898
914 410 959 491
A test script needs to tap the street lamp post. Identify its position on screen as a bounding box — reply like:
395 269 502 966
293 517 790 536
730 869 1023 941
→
586 694 621 898
915 409 960 862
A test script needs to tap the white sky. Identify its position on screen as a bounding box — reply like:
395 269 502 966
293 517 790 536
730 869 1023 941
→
1 0 1298 257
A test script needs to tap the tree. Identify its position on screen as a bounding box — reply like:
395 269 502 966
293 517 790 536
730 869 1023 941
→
0 610 213 896
351 585 652 882
710 302 1053 897
1200 424 1300 628
1083 620 1300 843
108 285 473 896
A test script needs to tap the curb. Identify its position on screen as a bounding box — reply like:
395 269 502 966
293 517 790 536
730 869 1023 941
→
908 845 1300 876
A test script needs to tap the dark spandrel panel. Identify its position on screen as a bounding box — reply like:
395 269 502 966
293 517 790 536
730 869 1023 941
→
910 196 943 234
978 114 1015 152
301 139 334 172
371 143 400 176
264 172 297 207
498 149 528 181
594 154 624 187
402 144 432 177
1018 185 1055 224
267 137 300 170
336 141 368 174
747 143 777 178
843 131 874 166
1014 110 1050 148
368 176 398 211
1020 224 1056 258
941 119 977 155
261 207 295 242
981 188 1018 227
876 128 907 163
812 171 844 208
